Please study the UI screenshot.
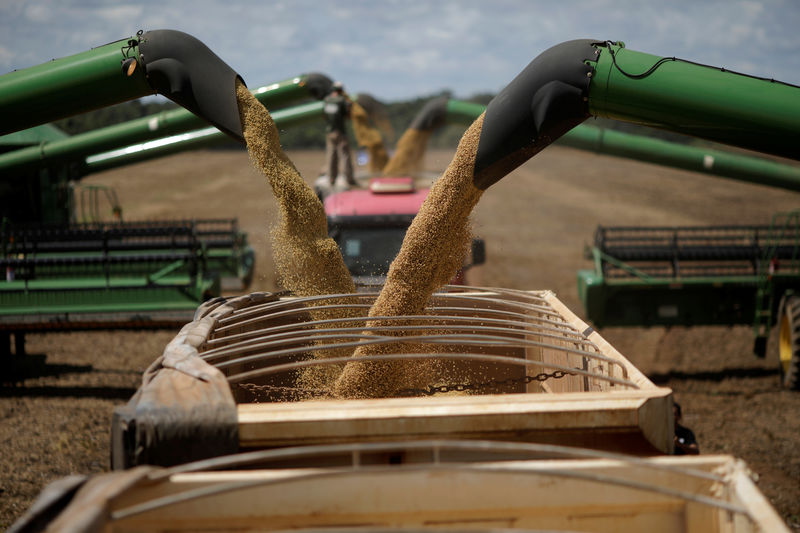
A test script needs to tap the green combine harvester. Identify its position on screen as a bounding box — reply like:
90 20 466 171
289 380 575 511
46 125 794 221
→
559 42 800 390
395 41 800 390
459 39 799 389
101 43 800 391
4 34 800 390
0 29 334 356
577 210 800 386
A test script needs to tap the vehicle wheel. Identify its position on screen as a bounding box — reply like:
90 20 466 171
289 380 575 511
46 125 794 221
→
778 295 800 390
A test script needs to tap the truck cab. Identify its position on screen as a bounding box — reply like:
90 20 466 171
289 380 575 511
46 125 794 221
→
317 175 485 287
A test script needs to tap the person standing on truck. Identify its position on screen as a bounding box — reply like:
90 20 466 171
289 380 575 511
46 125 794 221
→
324 81 357 188
673 402 700 455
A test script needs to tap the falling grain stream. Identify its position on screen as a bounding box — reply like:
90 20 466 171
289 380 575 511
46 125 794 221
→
237 81 485 398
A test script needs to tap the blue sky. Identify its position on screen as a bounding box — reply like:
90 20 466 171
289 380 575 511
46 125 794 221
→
2 0 799 101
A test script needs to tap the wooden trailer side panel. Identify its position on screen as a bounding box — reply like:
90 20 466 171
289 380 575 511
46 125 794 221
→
237 388 674 454
106 456 780 533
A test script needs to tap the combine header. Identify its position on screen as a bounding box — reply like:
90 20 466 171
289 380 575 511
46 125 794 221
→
579 212 800 389
1 218 257 329
579 220 798 328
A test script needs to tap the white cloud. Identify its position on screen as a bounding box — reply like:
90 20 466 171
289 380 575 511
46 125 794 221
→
96 5 143 23
0 0 27 19
738 0 765 19
24 3 52 23
2 0 799 99
0 45 13 68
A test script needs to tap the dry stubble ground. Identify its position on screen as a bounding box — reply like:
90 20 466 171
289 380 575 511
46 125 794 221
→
1 146 800 529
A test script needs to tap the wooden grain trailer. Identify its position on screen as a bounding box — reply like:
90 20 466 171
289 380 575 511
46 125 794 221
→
10 287 787 532
111 286 674 465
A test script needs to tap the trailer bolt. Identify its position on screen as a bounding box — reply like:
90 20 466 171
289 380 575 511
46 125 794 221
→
587 71 593 78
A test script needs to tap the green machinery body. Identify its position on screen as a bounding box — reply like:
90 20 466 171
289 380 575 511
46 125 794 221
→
566 42 800 375
585 42 797 160
447 39 800 385
0 72 331 224
577 217 800 328
419 96 800 192
401 82 800 353
0 30 332 345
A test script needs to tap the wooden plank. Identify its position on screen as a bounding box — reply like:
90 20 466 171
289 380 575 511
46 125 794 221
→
729 459 791 533
107 455 776 533
542 290 655 389
237 388 673 453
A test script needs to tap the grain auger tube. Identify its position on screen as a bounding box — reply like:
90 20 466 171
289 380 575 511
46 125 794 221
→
410 96 487 131
0 73 335 176
390 93 800 191
472 39 800 191
0 29 246 141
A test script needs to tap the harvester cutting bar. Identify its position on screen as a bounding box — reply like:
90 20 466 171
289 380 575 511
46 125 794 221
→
578 214 800 328
8 218 248 250
593 224 800 279
3 252 199 269
3 224 198 255
2 218 253 288
191 218 245 243
0 221 218 334
2 223 204 285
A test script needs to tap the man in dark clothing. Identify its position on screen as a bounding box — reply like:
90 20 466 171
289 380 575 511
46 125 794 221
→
673 402 700 455
323 81 356 187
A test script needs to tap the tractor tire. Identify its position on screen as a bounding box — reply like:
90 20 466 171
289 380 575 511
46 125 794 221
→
778 294 800 390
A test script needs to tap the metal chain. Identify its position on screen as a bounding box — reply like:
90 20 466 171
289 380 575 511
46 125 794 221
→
237 382 331 402
397 370 576 397
239 369 577 401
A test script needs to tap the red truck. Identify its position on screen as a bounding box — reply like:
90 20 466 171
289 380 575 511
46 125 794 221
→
317 175 485 287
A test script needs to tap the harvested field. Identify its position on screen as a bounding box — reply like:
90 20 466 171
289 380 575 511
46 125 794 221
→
2 146 800 529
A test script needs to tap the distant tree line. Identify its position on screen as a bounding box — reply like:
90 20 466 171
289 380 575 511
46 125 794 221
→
52 90 698 151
